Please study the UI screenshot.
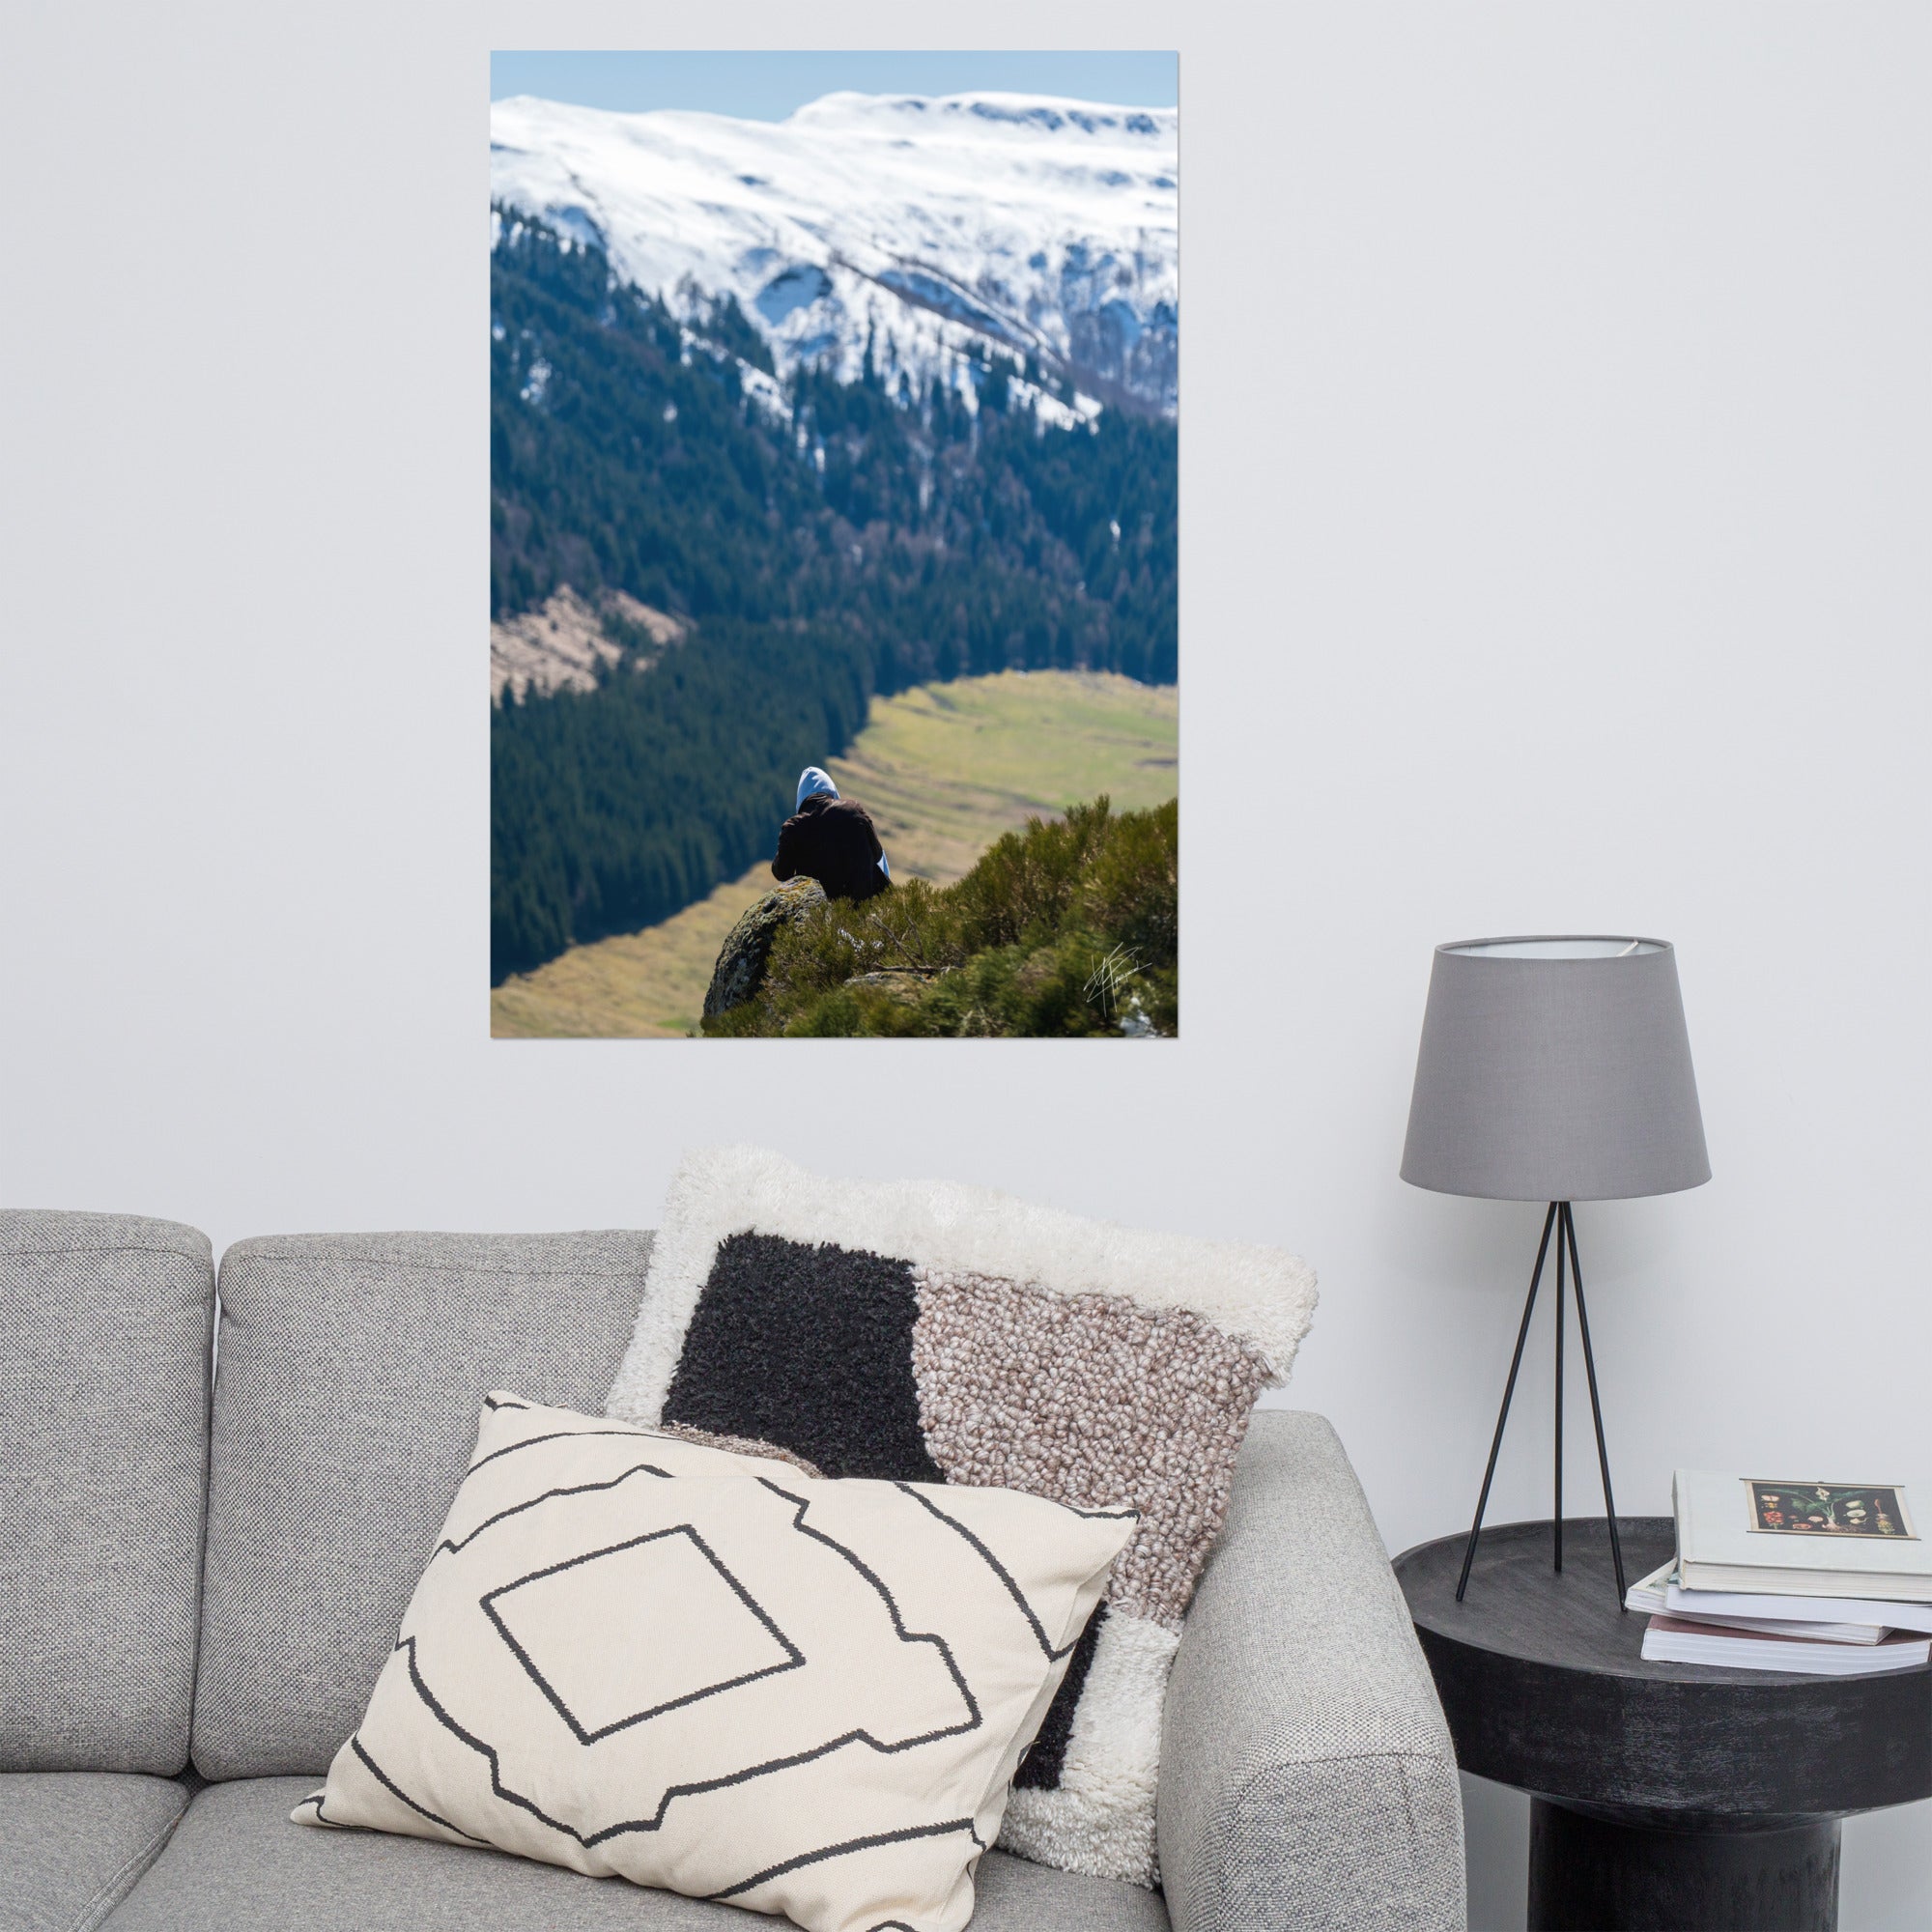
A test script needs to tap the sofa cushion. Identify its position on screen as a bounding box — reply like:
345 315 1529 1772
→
0 1771 188 1932
0 1212 214 1774
191 1232 655 1778
101 1779 1169 1931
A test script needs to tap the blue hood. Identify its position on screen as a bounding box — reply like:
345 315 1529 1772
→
795 766 838 811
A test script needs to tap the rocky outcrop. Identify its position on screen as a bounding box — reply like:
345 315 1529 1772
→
702 878 827 1020
491 586 687 701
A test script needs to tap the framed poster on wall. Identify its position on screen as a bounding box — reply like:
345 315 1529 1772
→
489 51 1179 1038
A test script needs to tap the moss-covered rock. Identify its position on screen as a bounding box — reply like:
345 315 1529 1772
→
702 878 828 1021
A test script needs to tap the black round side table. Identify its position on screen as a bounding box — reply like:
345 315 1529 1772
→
1395 1518 1932 1932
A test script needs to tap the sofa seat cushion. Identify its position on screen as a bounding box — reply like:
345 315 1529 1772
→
100 1779 1170 1931
192 1232 657 1777
0 1772 188 1932
1 1213 214 1774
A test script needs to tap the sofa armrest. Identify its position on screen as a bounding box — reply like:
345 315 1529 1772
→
1157 1410 1465 1932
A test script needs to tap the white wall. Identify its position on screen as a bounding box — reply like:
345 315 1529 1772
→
3 6 1927 1925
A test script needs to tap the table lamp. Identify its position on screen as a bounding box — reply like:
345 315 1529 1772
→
1401 936 1709 1607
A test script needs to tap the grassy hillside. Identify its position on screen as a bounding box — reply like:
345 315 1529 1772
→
492 669 1178 1037
708 797 1178 1038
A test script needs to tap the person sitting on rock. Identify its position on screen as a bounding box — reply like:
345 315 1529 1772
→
771 766 892 902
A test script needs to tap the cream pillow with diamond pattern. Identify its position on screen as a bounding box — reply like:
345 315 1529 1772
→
294 1395 1134 1932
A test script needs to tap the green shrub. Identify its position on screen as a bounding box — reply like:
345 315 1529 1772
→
1079 795 1178 958
703 795 1178 1037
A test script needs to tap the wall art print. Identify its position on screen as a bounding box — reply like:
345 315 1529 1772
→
489 51 1179 1037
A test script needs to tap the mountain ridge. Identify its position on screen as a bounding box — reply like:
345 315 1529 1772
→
489 88 1179 417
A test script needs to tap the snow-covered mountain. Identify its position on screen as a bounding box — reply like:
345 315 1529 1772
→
490 90 1178 417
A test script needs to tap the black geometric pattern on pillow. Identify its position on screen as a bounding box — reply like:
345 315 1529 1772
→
321 1662 990 1889
661 1233 943 1483
481 1526 807 1744
327 1474 989 1855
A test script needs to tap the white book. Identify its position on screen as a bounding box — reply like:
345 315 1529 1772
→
1668 1578 1932 1636
1642 1614 1931 1676
1673 1470 1932 1601
1622 1560 1891 1643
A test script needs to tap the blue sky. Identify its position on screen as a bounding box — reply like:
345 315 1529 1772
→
489 51 1178 120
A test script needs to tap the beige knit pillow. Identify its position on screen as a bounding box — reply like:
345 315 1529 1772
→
295 1395 1134 1932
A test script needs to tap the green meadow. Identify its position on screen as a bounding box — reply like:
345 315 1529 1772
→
491 670 1179 1038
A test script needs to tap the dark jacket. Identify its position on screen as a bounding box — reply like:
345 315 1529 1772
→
772 793 890 902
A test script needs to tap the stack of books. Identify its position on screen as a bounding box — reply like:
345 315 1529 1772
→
1633 1471 1932 1675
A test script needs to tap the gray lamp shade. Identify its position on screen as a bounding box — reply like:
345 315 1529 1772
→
1401 936 1710 1203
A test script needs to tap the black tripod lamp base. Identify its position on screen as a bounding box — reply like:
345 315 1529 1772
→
1455 1201 1628 1609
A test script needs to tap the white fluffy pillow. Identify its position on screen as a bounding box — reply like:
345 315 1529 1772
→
295 1395 1134 1932
604 1144 1319 1884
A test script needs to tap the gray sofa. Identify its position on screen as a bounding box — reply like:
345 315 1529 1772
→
0 1211 1465 1932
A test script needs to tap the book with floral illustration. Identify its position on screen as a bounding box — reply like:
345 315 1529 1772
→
1674 1470 1932 1600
